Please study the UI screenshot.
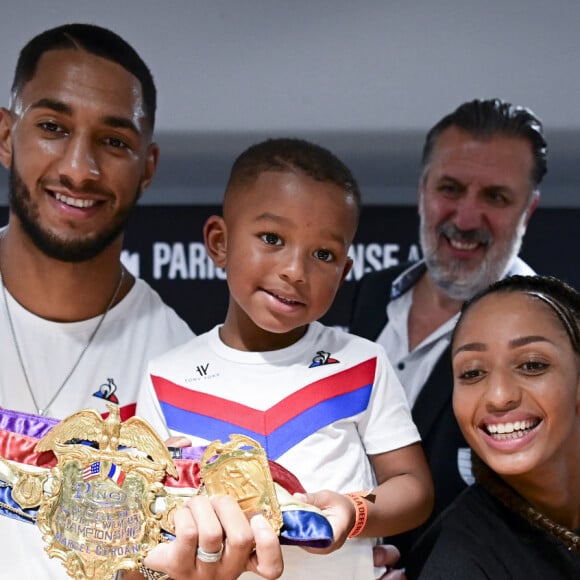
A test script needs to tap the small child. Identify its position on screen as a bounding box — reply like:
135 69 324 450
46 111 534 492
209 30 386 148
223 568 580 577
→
137 138 433 579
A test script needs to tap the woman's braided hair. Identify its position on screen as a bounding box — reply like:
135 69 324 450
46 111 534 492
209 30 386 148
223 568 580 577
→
472 453 580 553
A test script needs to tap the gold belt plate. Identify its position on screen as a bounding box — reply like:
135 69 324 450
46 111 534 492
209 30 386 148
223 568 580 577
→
3 406 282 579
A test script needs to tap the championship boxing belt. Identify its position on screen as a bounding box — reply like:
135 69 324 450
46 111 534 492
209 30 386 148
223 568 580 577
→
0 405 332 580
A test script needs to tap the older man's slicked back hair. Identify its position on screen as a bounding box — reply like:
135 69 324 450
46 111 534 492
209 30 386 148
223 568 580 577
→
421 99 547 189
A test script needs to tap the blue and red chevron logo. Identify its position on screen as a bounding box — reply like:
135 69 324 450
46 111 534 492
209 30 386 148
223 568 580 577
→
151 357 377 460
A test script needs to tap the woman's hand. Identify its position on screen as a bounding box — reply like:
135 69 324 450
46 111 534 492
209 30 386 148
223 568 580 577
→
135 494 284 580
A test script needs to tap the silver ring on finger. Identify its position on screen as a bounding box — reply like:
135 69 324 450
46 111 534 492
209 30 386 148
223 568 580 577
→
196 541 224 564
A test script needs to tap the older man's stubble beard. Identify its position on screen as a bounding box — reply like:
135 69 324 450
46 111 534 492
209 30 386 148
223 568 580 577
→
419 206 529 302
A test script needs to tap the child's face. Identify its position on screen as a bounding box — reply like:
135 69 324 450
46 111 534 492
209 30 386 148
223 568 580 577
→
213 169 357 350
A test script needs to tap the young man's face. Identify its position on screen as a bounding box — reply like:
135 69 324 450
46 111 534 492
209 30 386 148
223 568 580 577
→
418 127 539 300
0 48 158 262
214 169 357 350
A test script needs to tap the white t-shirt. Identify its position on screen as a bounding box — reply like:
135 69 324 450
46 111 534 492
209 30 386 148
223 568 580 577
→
138 321 420 579
0 278 193 580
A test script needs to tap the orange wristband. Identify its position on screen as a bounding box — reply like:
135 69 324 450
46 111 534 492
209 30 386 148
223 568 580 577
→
345 492 371 538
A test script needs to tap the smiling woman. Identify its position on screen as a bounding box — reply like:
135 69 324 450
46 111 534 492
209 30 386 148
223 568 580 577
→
406 275 580 579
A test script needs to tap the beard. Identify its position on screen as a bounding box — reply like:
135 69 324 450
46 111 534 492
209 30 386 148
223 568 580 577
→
419 211 527 302
9 163 139 263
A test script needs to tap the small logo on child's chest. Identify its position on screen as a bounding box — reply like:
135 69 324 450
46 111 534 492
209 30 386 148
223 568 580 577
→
309 350 339 368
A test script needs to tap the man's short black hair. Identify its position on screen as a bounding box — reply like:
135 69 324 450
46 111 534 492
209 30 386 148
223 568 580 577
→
11 23 156 132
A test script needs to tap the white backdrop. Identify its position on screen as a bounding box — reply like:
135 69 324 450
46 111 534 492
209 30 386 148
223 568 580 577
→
0 1 579 206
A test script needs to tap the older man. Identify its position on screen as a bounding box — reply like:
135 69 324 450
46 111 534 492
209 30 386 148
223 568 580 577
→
351 98 547 562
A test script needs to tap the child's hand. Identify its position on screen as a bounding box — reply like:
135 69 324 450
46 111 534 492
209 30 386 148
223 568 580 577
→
293 490 356 554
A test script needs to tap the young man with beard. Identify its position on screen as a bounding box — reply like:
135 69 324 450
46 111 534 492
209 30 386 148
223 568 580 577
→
0 24 285 580
350 98 547 564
